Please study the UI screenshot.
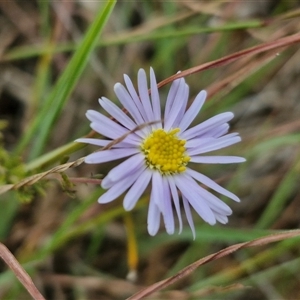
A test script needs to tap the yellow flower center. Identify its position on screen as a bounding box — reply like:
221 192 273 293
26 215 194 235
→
141 128 190 175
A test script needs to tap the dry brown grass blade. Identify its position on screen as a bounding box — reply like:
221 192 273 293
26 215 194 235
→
0 243 45 300
206 50 279 98
127 230 300 300
0 157 85 196
157 33 300 88
0 121 158 196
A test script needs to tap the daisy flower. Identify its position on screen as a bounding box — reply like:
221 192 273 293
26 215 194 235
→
77 68 245 237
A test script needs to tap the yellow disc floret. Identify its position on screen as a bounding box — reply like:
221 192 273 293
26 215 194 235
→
141 128 190 175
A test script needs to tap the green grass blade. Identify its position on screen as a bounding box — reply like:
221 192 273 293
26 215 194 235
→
14 0 116 160
255 155 300 229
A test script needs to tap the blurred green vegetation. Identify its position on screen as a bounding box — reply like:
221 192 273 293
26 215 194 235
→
0 1 300 299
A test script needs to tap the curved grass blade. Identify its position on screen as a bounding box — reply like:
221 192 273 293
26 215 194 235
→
14 0 116 160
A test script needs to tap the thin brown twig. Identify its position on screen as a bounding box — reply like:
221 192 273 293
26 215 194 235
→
127 230 300 300
0 121 158 196
157 33 300 89
0 243 45 300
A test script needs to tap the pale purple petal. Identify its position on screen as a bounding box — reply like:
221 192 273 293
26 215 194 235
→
172 83 189 128
138 69 154 122
181 172 232 216
174 174 216 225
186 168 240 202
101 154 144 188
161 176 175 234
76 137 135 148
214 213 228 224
190 156 246 164
87 110 127 137
123 74 149 123
98 166 144 204
187 135 241 156
165 76 181 117
186 137 214 149
164 78 186 131
179 90 206 132
87 110 140 145
167 176 183 233
151 172 164 212
148 193 161 236
195 186 232 215
114 83 146 125
85 148 139 164
90 122 140 146
99 97 140 134
76 138 112 147
181 112 234 140
200 123 229 138
150 67 162 128
123 169 152 211
182 196 195 239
